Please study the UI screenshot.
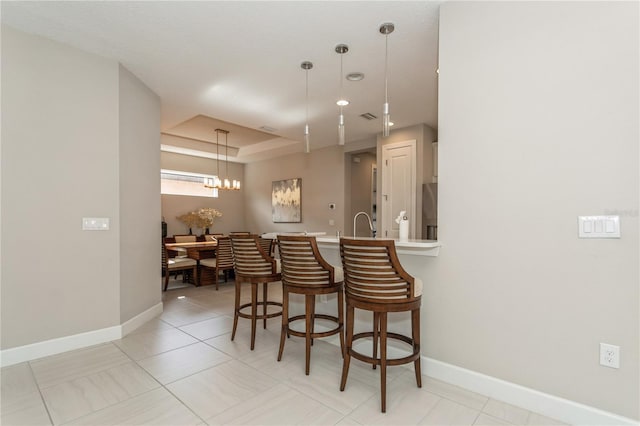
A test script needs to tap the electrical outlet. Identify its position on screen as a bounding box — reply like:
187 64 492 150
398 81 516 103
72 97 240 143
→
600 343 620 369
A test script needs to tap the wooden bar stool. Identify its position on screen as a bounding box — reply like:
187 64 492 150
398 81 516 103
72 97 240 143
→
277 235 344 375
339 238 422 412
229 234 283 350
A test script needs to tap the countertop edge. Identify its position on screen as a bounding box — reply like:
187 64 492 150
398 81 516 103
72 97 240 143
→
316 237 441 257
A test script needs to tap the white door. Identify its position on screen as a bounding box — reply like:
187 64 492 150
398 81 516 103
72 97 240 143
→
381 140 416 238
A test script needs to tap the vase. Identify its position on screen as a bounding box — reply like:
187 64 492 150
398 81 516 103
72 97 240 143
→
205 228 210 235
188 228 193 235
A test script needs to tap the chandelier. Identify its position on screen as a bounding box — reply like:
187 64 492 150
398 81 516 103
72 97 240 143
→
204 129 240 191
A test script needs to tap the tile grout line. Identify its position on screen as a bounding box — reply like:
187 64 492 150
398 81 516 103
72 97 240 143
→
121 328 213 426
59 339 211 425
14 281 553 426
26 360 55 426
14 283 241 425
162 286 301 424
161 284 477 424
57 342 165 425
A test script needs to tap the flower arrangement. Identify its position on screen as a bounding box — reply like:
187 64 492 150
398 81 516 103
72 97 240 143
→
176 212 200 230
177 208 222 234
196 208 222 228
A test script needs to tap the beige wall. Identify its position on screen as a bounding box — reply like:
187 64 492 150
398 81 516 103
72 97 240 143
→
1 26 162 351
348 152 376 237
119 65 162 323
244 145 345 236
343 136 377 235
1 27 121 348
161 151 245 235
436 1 638 419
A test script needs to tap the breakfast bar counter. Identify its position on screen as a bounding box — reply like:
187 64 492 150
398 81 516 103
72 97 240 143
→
315 236 441 257
315 236 440 289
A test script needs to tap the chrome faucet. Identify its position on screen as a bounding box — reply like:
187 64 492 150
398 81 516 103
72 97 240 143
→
353 211 375 238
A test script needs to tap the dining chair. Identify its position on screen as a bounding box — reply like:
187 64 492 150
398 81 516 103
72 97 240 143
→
162 241 197 291
199 236 234 290
173 234 197 257
204 233 224 241
229 234 283 350
277 235 344 375
339 238 422 413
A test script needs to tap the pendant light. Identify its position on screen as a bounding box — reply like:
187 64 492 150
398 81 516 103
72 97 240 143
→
204 129 223 190
205 129 240 192
229 131 240 190
301 61 313 153
217 128 241 191
335 44 349 146
380 22 394 137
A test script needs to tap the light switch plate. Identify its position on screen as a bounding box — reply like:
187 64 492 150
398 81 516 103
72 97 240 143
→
578 215 620 238
82 217 110 231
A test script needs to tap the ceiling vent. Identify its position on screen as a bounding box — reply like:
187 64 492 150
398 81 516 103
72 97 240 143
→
360 113 377 120
259 125 277 133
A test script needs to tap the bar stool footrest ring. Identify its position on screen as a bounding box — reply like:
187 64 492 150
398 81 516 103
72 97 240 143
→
237 301 283 320
286 314 343 339
349 331 420 367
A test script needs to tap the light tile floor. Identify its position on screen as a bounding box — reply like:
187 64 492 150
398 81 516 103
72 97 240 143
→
1 278 567 425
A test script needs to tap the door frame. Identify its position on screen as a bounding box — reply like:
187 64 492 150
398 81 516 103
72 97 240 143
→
381 139 417 239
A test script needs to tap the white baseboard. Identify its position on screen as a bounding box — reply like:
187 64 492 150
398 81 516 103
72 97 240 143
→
423 356 638 426
0 326 121 368
1 302 164 368
121 302 163 336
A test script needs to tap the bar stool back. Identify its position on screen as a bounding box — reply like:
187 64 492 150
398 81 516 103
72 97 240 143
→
258 236 275 257
339 238 423 412
230 234 283 350
277 235 344 375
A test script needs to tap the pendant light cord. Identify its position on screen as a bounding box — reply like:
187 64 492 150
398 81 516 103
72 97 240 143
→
213 129 220 181
340 51 344 113
216 130 220 178
225 131 229 179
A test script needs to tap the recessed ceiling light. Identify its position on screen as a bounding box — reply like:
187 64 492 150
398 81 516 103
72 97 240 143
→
389 122 395 126
336 99 349 106
346 72 365 81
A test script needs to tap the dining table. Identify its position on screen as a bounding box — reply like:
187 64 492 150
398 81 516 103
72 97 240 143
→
165 240 219 286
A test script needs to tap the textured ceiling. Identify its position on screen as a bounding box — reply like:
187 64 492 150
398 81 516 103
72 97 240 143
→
2 1 441 162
